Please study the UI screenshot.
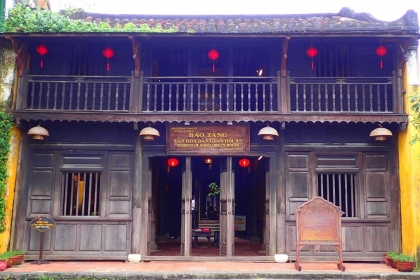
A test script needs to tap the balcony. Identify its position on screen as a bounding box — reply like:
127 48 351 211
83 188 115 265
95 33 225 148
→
14 71 405 125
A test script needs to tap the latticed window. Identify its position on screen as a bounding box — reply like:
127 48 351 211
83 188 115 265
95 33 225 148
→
61 172 101 216
317 173 357 218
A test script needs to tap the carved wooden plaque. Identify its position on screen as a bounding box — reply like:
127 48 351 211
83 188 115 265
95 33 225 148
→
167 125 249 155
296 197 341 243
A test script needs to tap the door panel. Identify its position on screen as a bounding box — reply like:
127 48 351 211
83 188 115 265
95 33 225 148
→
220 157 235 256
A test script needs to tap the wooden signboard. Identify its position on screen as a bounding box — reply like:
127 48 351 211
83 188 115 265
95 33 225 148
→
167 125 249 155
293 197 345 271
30 216 56 265
30 216 56 232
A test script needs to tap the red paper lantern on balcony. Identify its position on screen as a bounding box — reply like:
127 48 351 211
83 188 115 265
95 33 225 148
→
208 49 219 73
36 44 48 68
238 158 250 168
167 158 179 167
306 46 318 70
376 45 387 69
102 47 115 71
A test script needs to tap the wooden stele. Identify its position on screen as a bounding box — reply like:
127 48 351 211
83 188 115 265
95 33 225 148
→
293 196 345 271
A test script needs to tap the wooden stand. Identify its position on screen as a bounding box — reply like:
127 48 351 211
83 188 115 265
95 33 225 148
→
294 197 345 271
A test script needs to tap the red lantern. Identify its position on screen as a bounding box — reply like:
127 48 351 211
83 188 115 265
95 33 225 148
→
102 47 115 71
208 49 219 73
167 158 179 167
306 46 318 70
36 44 48 68
376 45 387 69
238 158 250 168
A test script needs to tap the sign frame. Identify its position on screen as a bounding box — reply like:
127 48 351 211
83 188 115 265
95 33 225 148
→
166 124 250 155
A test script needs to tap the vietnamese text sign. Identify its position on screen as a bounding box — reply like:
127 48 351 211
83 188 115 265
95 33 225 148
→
30 216 56 232
235 215 246 231
167 125 249 155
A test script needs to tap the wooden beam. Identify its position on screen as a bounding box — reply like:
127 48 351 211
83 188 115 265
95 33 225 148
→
5 36 26 78
281 37 290 77
129 36 141 78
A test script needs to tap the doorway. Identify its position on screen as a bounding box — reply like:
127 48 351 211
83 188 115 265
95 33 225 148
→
149 156 268 257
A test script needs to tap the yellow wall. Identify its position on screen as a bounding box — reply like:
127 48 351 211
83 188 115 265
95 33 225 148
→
0 126 21 253
399 70 420 257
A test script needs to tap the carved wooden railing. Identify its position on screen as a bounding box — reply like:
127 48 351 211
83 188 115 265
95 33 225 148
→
22 75 132 112
19 72 400 115
289 76 395 113
141 76 279 113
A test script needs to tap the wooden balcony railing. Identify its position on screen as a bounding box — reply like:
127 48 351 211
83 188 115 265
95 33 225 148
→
18 72 401 116
289 77 395 113
141 76 279 113
22 75 132 112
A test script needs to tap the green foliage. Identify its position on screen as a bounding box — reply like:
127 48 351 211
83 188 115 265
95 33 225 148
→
393 252 416 262
207 182 220 196
409 92 420 145
2 3 178 33
0 112 13 233
387 250 399 259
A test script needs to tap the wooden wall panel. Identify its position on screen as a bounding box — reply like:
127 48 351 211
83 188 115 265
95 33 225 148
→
31 171 53 196
104 224 129 251
365 154 389 218
109 201 130 214
80 224 102 251
108 152 133 216
30 200 51 214
28 229 52 251
286 153 310 219
365 225 389 253
342 226 363 252
110 171 131 197
54 224 77 251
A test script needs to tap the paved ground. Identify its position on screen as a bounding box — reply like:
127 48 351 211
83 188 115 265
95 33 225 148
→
2 260 420 280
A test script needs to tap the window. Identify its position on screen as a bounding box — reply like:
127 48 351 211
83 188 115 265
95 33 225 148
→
61 172 101 216
317 173 357 218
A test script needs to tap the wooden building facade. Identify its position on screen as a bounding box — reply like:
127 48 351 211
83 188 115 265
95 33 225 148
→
3 7 419 261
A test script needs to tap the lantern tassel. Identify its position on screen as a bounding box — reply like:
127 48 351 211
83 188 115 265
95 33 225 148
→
212 61 215 73
311 59 314 70
380 59 383 69
107 59 110 71
40 58 43 68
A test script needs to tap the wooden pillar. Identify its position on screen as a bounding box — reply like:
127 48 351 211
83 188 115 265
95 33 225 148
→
180 157 192 256
131 137 145 254
276 131 286 253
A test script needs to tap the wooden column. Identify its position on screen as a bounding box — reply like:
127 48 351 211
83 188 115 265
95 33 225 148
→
276 132 286 253
131 137 145 254
180 157 192 256
220 157 235 256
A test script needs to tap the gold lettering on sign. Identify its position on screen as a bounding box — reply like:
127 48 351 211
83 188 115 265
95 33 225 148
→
167 125 249 155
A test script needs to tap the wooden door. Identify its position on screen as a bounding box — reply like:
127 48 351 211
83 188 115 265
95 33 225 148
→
219 157 235 256
180 157 192 256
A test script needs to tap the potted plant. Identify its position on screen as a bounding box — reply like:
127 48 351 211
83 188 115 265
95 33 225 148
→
386 251 399 268
384 251 397 267
393 253 416 272
2 252 14 268
0 254 8 271
8 250 25 265
207 182 220 196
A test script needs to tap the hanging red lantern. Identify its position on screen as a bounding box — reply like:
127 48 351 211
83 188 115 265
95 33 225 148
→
36 44 48 68
238 158 250 168
167 158 179 167
102 47 115 71
306 46 318 70
208 49 219 73
376 45 387 69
